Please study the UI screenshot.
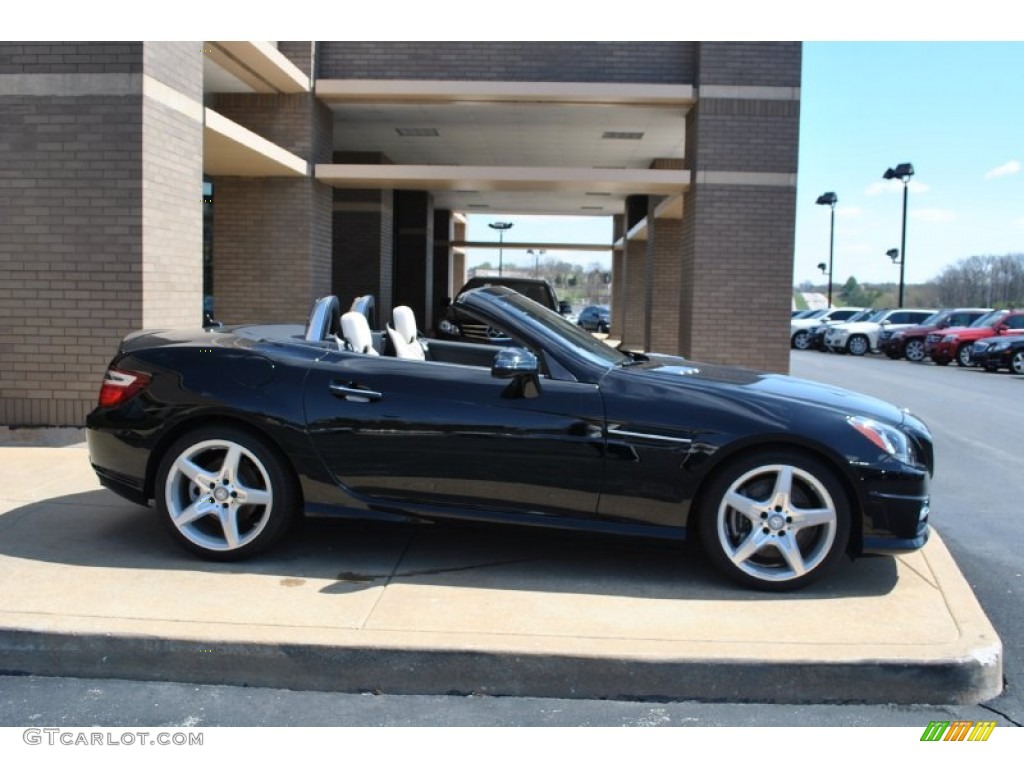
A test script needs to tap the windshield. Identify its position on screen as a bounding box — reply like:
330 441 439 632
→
459 279 554 308
470 290 629 368
921 309 950 326
972 310 1008 328
846 309 874 322
804 309 827 320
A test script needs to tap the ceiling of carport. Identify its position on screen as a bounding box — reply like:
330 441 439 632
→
328 100 689 216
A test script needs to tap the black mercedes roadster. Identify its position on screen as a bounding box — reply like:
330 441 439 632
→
86 287 933 590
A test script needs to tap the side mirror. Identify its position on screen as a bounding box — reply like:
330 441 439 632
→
492 347 538 378
492 347 540 398
558 301 572 316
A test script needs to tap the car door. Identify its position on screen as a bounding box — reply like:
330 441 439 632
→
302 350 606 521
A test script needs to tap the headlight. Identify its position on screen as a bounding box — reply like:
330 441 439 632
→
847 416 916 465
988 340 1011 352
439 319 460 336
942 334 958 343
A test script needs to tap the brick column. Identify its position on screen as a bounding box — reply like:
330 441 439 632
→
678 42 801 373
609 214 625 339
0 42 203 426
431 209 453 332
393 190 435 331
211 93 333 324
646 211 683 354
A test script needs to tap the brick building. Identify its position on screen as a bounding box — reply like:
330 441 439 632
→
0 41 801 426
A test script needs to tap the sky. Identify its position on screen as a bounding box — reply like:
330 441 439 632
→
468 41 1024 287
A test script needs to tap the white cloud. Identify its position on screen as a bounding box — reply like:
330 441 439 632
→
864 180 929 196
910 208 956 223
984 160 1021 179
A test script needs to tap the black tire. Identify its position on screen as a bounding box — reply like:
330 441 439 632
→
846 334 870 356
792 330 811 351
697 450 851 591
956 343 974 368
155 425 299 561
904 339 926 363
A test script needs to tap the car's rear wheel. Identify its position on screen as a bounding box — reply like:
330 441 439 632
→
904 339 926 362
156 426 298 560
1012 350 1024 375
956 343 974 368
846 335 869 356
698 451 851 591
792 330 811 350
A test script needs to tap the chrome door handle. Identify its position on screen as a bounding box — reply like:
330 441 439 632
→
329 382 383 402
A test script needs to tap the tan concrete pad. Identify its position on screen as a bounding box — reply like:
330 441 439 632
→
0 443 1003 703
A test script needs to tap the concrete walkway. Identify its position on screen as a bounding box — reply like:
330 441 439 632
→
0 429 1003 704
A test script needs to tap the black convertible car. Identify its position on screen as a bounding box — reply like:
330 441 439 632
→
86 287 933 591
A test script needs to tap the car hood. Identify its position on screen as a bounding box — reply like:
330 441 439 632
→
618 356 908 426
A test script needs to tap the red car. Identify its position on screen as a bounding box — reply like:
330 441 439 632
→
880 308 992 362
924 310 1024 366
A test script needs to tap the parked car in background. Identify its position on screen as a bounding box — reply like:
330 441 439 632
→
824 308 935 356
971 334 1024 374
925 310 1024 367
790 307 864 350
879 308 992 362
437 276 569 342
806 308 874 352
85 286 934 591
577 305 611 333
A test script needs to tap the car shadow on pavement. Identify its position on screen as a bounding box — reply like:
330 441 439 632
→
0 489 900 602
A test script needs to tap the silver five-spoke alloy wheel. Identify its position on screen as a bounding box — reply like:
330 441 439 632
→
846 334 870 356
904 339 926 362
699 452 850 590
156 427 296 560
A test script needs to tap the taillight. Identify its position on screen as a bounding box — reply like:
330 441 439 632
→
98 367 151 407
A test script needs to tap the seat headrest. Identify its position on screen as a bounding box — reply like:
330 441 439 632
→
341 311 378 356
393 305 418 343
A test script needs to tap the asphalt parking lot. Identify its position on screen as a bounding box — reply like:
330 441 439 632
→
0 387 1004 705
791 349 1024 721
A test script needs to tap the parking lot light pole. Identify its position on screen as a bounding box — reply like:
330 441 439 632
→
489 221 513 276
887 248 903 303
527 248 546 277
815 192 838 307
883 163 914 308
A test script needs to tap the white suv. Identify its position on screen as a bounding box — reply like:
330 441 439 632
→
824 308 936 356
790 307 865 350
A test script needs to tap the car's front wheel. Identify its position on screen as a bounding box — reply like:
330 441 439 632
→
698 451 851 591
792 330 811 350
1012 350 1024 375
846 335 870 356
155 426 298 560
956 343 974 368
904 339 926 362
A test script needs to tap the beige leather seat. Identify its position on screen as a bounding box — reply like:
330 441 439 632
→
387 305 426 360
341 311 379 356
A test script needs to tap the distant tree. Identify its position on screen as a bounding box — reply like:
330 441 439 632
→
839 276 885 307
931 253 1024 308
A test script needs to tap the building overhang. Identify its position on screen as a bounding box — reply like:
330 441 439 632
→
316 164 689 215
204 108 308 177
316 79 694 106
205 41 310 94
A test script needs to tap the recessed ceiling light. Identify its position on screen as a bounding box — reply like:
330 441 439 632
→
602 131 644 140
396 128 439 137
